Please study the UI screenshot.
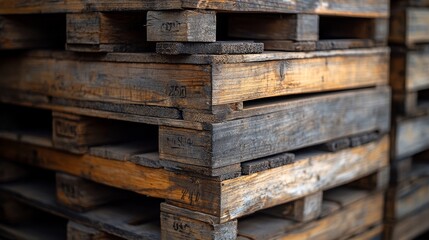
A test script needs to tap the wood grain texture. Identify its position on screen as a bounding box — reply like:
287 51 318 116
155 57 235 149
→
217 136 388 222
228 14 319 41
390 8 429 47
393 114 429 160
210 48 389 106
147 10 216 42
0 0 388 17
237 191 383 240
162 88 390 167
263 39 377 52
0 136 388 221
156 41 264 55
0 48 388 112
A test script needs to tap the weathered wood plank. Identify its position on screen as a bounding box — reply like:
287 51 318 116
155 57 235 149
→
156 41 263 55
217 136 388 222
228 14 319 41
0 0 389 17
393 114 429 160
237 191 383 240
263 39 377 52
162 88 390 167
209 49 389 106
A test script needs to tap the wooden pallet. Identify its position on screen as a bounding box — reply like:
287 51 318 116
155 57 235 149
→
0 159 387 240
0 130 389 235
0 81 390 171
0 0 388 53
0 48 389 115
391 47 429 116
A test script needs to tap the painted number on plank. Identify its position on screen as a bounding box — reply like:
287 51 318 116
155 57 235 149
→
161 21 181 32
168 86 187 98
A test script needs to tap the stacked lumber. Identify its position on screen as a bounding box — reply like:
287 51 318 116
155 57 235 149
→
386 0 429 239
0 1 391 239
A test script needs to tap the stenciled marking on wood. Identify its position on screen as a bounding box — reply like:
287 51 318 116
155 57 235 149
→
173 221 191 234
180 177 201 205
168 85 187 98
161 21 182 32
54 119 78 138
167 136 193 149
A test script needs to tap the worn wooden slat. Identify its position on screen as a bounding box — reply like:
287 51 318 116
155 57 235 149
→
237 191 383 240
209 49 389 106
393 114 429 160
162 88 390 167
263 39 377 52
156 41 263 55
0 0 388 17
228 14 319 41
147 10 216 42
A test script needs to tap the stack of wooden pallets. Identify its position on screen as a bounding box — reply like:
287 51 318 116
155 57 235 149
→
386 0 429 239
0 1 392 239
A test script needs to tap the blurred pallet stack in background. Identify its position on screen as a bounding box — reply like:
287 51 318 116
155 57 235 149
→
0 1 395 239
386 0 429 239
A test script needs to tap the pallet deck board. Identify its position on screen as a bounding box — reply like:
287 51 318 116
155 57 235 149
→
0 0 389 17
237 191 383 240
